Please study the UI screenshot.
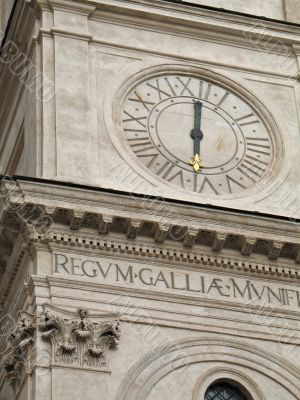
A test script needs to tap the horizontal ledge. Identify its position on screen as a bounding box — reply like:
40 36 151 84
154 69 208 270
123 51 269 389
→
89 0 300 42
2 175 299 226
39 28 93 42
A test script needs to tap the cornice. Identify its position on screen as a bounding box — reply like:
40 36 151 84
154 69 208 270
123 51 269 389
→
33 0 300 56
41 0 96 15
0 239 31 310
39 27 93 41
89 0 300 45
0 179 299 259
292 44 300 80
3 178 299 240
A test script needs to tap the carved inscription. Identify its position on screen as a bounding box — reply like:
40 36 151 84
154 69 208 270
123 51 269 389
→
54 253 300 311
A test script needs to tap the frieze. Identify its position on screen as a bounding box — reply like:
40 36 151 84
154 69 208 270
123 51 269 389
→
39 305 120 369
44 232 299 280
54 252 300 312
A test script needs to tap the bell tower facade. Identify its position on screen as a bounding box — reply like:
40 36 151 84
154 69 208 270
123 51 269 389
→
1 1 300 399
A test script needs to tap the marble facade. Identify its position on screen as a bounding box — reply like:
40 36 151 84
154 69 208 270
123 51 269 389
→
0 1 300 399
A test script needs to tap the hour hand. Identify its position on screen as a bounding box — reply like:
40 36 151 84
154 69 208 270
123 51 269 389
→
190 127 203 154
190 100 205 172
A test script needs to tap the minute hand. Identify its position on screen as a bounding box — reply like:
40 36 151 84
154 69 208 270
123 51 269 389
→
190 101 204 156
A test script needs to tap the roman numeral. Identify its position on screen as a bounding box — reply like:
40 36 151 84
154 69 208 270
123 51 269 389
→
124 129 147 133
156 162 185 188
164 78 177 96
204 83 212 100
167 170 185 188
176 77 195 96
246 137 271 156
226 175 246 194
128 91 155 111
123 111 147 128
242 156 266 176
128 137 154 153
147 79 172 100
217 91 229 107
237 167 255 183
245 154 268 166
247 148 271 156
198 81 212 101
246 137 269 142
157 161 173 178
239 161 263 178
198 81 204 99
128 137 159 167
235 113 259 127
198 177 219 195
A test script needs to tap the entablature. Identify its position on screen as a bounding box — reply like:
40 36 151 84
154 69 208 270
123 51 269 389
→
0 176 299 311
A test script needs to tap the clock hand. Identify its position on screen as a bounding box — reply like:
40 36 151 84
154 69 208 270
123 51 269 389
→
190 100 205 173
191 100 203 155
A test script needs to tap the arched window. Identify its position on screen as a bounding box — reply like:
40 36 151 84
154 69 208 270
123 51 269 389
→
205 381 248 400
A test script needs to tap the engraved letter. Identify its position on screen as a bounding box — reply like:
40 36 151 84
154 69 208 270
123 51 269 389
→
231 279 252 300
139 268 154 286
54 253 70 274
71 258 84 276
82 260 98 278
207 278 230 297
116 265 134 283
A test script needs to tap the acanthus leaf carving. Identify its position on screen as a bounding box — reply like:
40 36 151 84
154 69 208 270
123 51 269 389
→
39 306 120 369
3 311 35 391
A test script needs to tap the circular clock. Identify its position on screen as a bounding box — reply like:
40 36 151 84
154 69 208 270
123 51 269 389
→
120 70 280 197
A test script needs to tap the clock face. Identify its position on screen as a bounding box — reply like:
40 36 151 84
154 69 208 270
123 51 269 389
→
121 74 275 196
